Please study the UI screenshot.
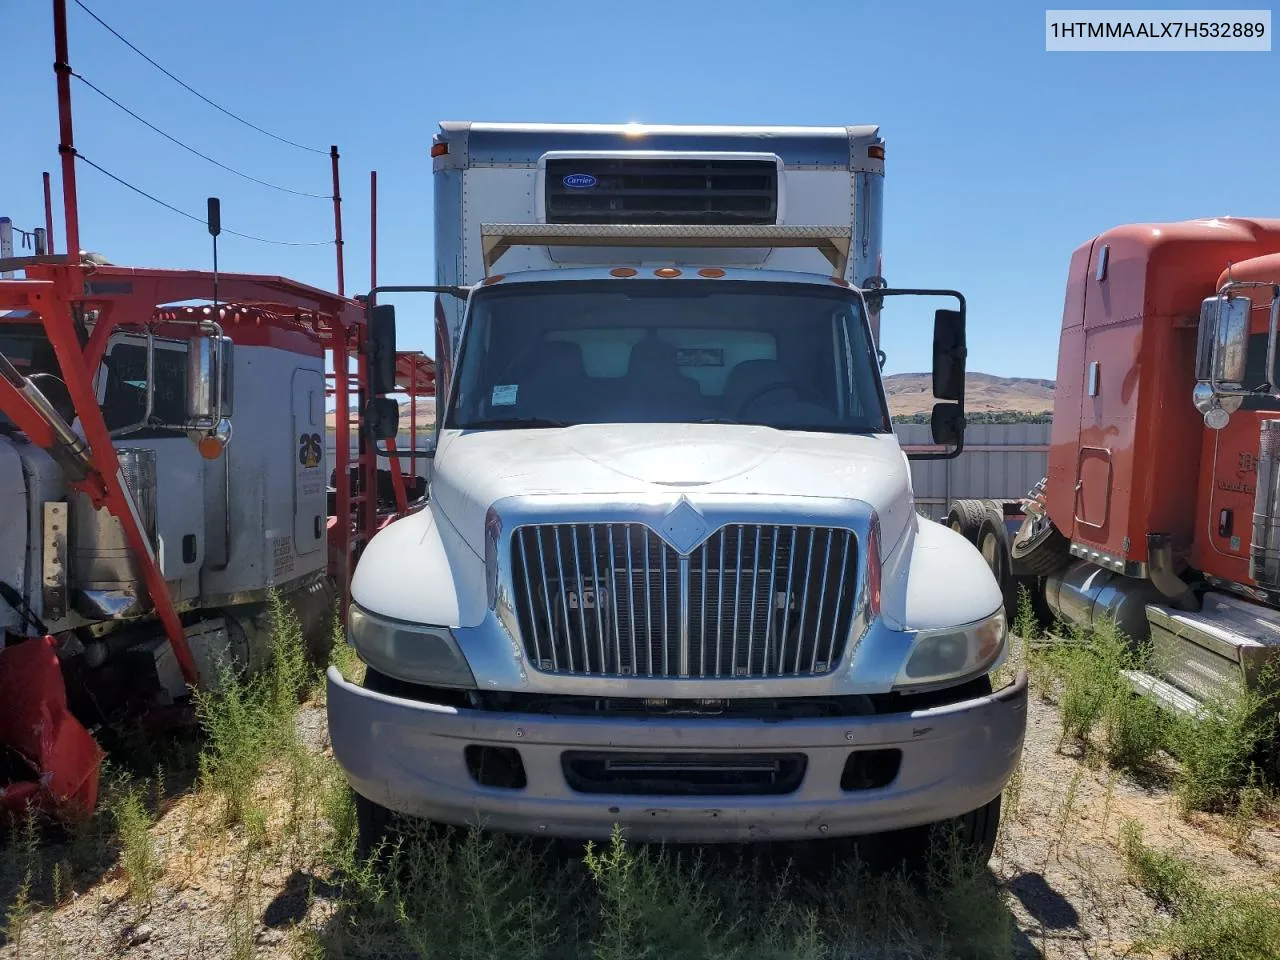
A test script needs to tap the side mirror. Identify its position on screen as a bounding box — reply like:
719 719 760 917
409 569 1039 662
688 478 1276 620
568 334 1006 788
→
369 304 398 396
871 287 967 460
365 396 400 441
1193 293 1251 430
932 308 966 401
931 402 965 446
187 334 234 426
1196 293 1249 389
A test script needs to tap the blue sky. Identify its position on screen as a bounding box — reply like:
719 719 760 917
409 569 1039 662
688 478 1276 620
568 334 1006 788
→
3 1 1276 380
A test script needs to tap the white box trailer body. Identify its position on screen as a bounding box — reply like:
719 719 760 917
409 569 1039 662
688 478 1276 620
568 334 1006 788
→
431 122 886 356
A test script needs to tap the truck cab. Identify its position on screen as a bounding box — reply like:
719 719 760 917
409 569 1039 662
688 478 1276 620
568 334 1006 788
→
326 122 1027 860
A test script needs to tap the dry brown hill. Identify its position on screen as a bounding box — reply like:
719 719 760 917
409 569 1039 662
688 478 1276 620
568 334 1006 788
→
883 372 1054 417
324 373 1055 429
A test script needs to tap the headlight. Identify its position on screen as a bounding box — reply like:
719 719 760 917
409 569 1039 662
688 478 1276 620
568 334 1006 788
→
348 604 477 688
893 607 1007 689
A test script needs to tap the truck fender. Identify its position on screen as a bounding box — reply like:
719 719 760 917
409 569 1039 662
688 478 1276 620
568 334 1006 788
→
348 504 487 628
877 513 1006 633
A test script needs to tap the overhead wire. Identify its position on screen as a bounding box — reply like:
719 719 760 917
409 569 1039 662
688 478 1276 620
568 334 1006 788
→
71 0 329 156
76 153 333 246
73 72 332 199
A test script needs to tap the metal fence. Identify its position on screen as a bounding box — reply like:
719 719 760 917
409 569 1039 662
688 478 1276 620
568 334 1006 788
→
895 422 1051 521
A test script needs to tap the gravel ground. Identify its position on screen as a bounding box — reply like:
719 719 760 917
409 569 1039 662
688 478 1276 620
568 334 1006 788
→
2 682 1278 959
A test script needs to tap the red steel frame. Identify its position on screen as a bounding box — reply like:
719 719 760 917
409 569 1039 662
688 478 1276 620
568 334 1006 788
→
0 0 443 822
0 264 373 681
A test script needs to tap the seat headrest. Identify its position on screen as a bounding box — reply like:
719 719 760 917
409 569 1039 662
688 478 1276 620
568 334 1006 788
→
626 338 679 374
531 339 587 378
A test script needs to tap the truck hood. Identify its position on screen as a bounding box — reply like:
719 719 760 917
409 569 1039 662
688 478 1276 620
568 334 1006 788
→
430 423 914 556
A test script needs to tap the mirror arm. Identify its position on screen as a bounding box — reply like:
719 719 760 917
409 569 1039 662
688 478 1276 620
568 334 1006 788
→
1265 287 1280 395
905 434 965 462
371 442 435 460
366 284 469 307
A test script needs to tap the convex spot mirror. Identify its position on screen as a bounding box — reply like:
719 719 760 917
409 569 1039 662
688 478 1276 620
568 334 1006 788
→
366 396 400 441
871 289 968 460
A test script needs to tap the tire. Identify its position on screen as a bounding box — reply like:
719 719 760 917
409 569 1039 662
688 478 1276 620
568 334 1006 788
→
947 793 1002 865
355 790 394 863
1010 515 1072 576
946 499 989 546
892 793 1003 871
977 517 1024 622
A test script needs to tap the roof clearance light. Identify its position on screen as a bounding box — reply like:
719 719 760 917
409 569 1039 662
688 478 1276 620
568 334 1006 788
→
610 267 638 277
431 142 448 157
698 268 725 278
654 268 681 278
830 276 850 287
482 274 505 285
868 144 885 160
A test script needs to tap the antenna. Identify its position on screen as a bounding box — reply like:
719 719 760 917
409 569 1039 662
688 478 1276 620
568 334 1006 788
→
207 197 221 309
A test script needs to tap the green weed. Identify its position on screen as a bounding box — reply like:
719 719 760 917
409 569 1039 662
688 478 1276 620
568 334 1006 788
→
1120 819 1280 960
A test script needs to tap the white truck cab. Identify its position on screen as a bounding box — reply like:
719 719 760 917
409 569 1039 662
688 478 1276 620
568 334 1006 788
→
326 122 1027 860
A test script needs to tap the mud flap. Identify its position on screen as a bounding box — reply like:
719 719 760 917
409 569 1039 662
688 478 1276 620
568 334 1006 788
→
0 636 104 822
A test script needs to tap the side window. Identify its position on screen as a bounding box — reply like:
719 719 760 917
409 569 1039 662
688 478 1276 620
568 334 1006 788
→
1240 332 1280 412
102 341 190 433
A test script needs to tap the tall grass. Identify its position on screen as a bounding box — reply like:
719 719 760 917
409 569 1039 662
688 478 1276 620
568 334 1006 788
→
192 590 319 825
1120 819 1280 960
1048 618 1168 773
1037 609 1278 816
316 818 1014 960
1165 671 1279 815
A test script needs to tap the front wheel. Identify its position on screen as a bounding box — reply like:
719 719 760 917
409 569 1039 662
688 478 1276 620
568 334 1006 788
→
889 793 1003 871
354 790 394 863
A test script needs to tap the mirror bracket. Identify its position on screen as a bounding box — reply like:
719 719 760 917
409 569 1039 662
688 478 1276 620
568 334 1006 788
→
873 288 968 460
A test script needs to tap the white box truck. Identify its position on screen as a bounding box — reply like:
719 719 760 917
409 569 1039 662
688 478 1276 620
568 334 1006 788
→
327 122 1028 861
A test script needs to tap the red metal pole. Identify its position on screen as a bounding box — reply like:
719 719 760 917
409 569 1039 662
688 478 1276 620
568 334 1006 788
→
331 145 344 297
43 172 56 255
334 331 351 619
52 0 80 266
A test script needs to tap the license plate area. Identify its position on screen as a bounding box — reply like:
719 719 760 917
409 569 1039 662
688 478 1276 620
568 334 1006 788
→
561 751 806 796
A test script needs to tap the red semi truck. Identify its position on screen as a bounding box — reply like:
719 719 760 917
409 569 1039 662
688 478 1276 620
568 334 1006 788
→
948 216 1280 722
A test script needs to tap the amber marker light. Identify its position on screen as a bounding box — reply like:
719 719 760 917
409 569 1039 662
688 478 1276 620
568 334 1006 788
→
654 268 682 278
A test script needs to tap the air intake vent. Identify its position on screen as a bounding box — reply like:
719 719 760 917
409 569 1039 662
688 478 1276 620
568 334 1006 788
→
543 157 779 226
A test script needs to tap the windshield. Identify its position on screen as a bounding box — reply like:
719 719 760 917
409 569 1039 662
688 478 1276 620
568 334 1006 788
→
446 280 890 434
0 327 68 432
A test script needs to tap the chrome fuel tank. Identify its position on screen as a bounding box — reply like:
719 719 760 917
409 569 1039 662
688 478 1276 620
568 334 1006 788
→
1044 558 1165 642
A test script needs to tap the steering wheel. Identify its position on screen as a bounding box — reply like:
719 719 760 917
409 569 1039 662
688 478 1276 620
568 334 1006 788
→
734 379 830 417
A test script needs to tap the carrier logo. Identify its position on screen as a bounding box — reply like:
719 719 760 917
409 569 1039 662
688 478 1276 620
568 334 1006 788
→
561 173 598 189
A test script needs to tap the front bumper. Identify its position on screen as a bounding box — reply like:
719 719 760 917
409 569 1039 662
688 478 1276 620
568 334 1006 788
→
326 666 1028 843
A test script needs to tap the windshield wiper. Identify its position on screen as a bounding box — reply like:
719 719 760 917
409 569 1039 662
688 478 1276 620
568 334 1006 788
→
696 416 741 425
463 416 571 430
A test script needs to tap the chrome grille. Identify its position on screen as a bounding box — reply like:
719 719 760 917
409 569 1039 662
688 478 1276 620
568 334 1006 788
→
511 523 858 679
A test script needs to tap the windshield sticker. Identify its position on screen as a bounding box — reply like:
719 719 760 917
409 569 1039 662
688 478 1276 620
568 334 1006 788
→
677 348 724 367
491 384 518 406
